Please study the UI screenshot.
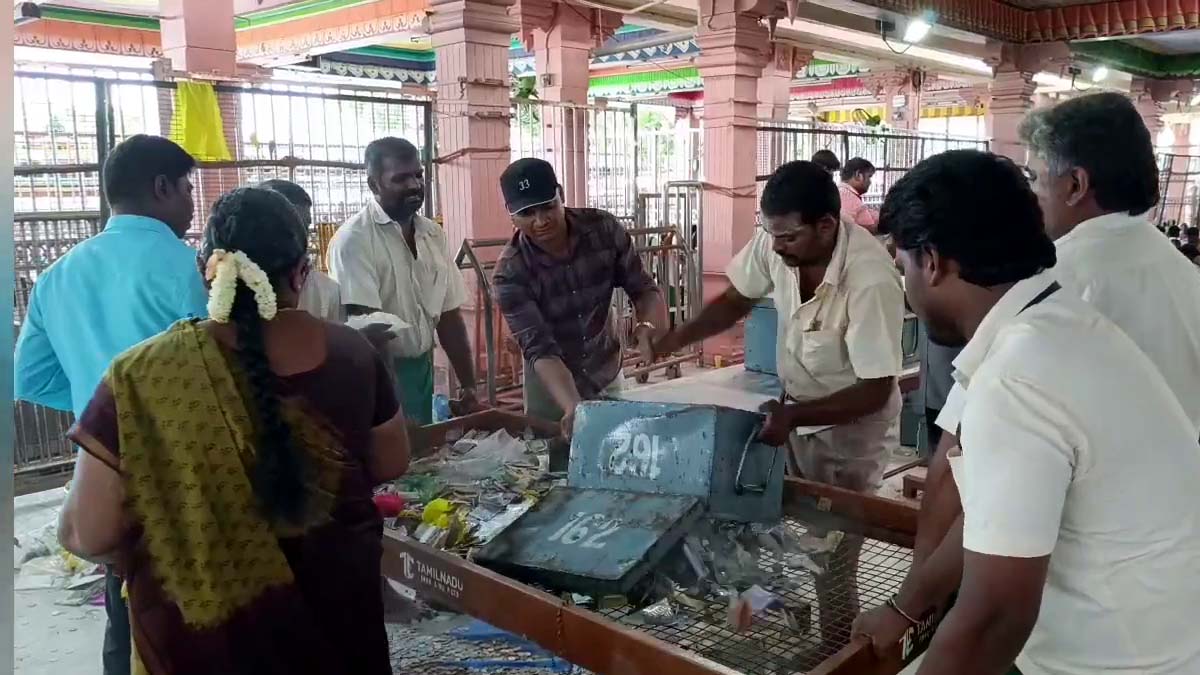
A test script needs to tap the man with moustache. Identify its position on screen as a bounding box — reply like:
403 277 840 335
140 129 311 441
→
328 137 478 424
654 160 905 651
858 149 1200 675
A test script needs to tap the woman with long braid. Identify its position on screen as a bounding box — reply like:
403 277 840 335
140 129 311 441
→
58 187 409 674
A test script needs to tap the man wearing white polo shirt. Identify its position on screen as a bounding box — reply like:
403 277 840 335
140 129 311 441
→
855 93 1200 660
328 137 479 423
1021 92 1200 433
655 160 904 651
862 150 1200 675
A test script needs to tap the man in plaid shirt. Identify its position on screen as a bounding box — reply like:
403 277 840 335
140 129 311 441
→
493 158 668 437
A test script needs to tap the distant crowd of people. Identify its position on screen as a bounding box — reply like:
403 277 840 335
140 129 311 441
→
1159 220 1200 264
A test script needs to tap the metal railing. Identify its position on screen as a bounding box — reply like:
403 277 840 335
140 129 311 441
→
510 99 640 219
756 121 988 206
12 70 434 483
1155 153 1200 229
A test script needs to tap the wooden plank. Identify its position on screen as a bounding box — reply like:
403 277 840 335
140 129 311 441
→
382 532 740 675
811 636 904 675
782 477 919 546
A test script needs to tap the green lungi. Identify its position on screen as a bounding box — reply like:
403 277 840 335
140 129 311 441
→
393 351 434 426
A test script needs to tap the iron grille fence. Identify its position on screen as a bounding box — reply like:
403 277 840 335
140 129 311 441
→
13 70 433 484
1155 153 1200 230
756 121 989 208
510 99 640 219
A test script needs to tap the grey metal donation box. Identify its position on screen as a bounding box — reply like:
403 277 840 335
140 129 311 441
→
473 487 703 595
568 400 785 523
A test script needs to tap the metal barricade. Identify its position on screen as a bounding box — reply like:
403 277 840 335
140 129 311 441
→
755 121 988 208
1154 153 1200 229
454 238 523 410
12 70 434 484
510 99 639 218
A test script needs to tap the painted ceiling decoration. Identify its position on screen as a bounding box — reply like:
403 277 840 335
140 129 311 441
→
856 0 1200 45
592 39 699 65
234 0 379 31
1072 37 1200 78
588 67 703 98
318 57 434 83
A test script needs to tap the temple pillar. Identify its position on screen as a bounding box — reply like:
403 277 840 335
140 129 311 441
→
986 69 1036 162
517 0 619 206
757 45 808 121
695 1 771 274
430 0 516 249
985 44 1070 162
159 0 237 76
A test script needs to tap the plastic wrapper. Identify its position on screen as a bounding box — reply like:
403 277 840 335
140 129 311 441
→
726 585 786 633
344 311 411 333
636 598 683 626
436 429 532 483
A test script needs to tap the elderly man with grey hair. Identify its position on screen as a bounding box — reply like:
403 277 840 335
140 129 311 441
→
1020 92 1200 433
852 92 1200 664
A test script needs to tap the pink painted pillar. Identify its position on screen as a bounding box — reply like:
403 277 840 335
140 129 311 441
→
529 3 599 207
159 0 237 75
695 5 769 364
986 68 1036 162
696 10 769 275
430 0 517 251
430 0 518 395
756 46 807 121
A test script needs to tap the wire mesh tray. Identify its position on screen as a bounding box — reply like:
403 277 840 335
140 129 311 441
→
600 519 911 674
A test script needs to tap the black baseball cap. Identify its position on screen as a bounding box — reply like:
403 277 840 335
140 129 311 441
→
500 158 560 215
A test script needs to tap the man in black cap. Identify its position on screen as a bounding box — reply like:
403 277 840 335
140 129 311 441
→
493 158 668 436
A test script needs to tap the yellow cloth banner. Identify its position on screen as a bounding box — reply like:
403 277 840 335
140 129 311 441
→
168 82 233 161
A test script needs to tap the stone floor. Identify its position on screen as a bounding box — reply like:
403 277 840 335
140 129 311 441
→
13 488 106 675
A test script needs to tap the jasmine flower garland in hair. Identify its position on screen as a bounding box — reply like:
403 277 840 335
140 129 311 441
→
204 249 278 322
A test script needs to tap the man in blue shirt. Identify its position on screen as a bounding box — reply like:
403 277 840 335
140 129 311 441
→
14 134 206 675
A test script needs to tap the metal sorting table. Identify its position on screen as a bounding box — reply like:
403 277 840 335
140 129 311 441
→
384 410 923 675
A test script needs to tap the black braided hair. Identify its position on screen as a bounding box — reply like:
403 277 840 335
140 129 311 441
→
202 187 310 524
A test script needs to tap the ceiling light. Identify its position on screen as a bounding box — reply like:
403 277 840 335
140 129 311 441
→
902 11 936 43
1091 66 1109 82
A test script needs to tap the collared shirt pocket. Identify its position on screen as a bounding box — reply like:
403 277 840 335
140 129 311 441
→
789 328 846 376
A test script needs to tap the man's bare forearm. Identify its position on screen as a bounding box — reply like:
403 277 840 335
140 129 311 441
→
656 285 755 354
917 551 1040 675
783 377 894 427
897 514 964 618
634 290 669 339
913 432 962 565
532 357 582 415
437 309 476 389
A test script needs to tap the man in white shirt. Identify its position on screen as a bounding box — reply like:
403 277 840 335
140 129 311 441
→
328 137 478 424
856 92 1200 656
858 149 1200 675
655 160 904 650
258 179 344 323
1021 92 1200 433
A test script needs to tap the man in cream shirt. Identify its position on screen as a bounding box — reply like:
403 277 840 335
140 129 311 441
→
865 150 1200 675
656 160 904 652
329 137 478 424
